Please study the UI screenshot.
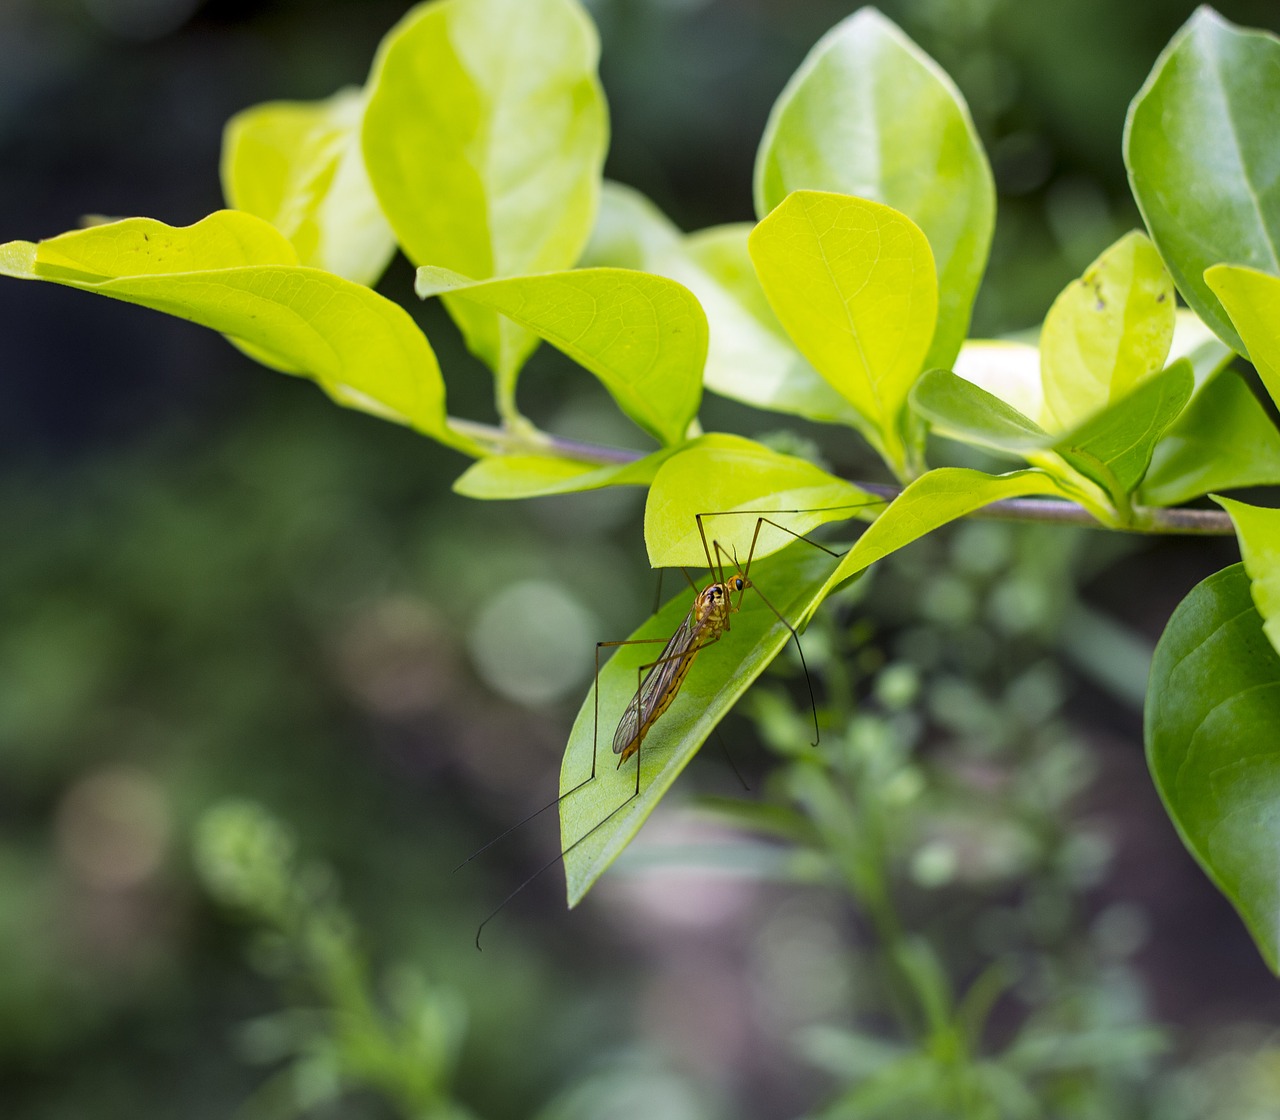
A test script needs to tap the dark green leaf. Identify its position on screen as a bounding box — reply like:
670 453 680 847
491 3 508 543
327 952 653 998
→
1125 8 1280 353
1145 563 1280 973
1141 369 1280 506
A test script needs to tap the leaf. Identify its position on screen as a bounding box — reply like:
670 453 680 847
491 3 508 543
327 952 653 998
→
1145 563 1280 973
221 86 395 286
754 7 993 372
1125 8 1280 353
415 266 704 446
911 369 1049 456
362 0 607 399
1039 231 1175 431
643 435 881 569
0 213 476 453
1052 359 1194 500
914 362 1194 507
452 446 671 500
581 182 860 427
1205 263 1280 409
560 538 844 907
1216 497 1280 657
817 467 1075 603
748 191 938 475
1141 369 1280 506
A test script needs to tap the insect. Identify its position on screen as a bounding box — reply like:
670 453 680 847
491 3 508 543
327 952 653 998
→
470 499 885 947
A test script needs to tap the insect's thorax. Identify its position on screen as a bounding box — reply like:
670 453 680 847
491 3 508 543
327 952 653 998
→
695 581 738 632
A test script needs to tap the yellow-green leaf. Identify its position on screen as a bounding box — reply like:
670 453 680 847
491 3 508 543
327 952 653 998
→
1205 263 1280 410
1216 496 1280 657
416 266 704 446
1040 231 1175 431
362 0 607 400
0 212 473 453
748 191 938 475
644 435 880 568
221 86 395 286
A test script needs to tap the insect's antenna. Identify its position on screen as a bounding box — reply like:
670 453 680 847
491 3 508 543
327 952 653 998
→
452 775 593 873
473 784 641 950
750 579 823 748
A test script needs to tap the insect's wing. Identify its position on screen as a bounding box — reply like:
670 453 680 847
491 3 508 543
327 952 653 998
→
612 610 697 756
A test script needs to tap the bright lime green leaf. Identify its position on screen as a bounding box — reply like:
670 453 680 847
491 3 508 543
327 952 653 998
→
754 7 993 372
1125 8 1280 354
748 191 938 475
1040 231 1175 431
560 538 844 907
452 447 670 499
643 435 881 568
1205 263 1280 409
582 182 859 427
911 369 1049 456
30 208 298 274
1053 359 1194 502
817 468 1074 604
682 223 864 427
0 213 474 453
1142 370 1280 506
1146 564 1280 973
1216 497 1280 657
362 0 607 401
221 86 395 286
416 266 704 446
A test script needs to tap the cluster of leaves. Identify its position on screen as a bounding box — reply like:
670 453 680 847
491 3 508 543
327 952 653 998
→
196 800 475 1120
5 0 1280 970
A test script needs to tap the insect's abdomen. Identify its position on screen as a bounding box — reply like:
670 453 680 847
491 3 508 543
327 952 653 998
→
613 646 701 765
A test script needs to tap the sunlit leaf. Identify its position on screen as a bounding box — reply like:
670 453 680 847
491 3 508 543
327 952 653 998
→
754 7 993 371
0 213 475 453
1125 7 1280 353
416 266 704 446
581 182 860 426
1205 263 1280 409
818 467 1075 603
749 191 937 475
362 0 607 399
452 447 672 500
1146 564 1280 973
1039 231 1175 431
1216 496 1280 656
643 435 880 569
221 86 395 286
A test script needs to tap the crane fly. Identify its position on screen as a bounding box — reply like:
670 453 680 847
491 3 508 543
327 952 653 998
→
470 498 886 947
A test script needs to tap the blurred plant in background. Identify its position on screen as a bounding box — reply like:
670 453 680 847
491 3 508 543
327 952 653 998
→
3 1 1280 1119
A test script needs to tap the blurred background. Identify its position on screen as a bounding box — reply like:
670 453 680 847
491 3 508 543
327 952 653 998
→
2 1 1279 1118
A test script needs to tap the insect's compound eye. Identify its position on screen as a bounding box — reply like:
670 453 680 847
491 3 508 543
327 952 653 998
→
734 578 744 591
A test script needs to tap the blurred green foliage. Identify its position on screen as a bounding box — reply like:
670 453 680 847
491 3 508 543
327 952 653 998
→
3 1 1280 1118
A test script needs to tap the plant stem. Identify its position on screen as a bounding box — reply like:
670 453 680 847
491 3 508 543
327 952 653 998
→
446 419 1238 535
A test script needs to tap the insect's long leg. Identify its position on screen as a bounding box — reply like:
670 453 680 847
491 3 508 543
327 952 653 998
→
452 634 672 874
746 576 823 747
473 631 723 949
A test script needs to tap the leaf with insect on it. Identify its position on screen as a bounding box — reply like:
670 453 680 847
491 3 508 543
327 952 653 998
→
559 538 843 907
